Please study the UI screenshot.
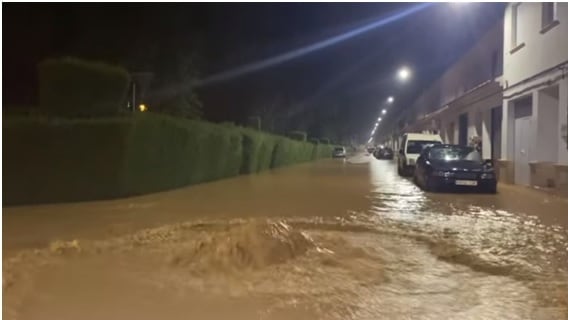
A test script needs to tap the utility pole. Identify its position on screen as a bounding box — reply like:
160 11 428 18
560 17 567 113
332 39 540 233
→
131 72 154 112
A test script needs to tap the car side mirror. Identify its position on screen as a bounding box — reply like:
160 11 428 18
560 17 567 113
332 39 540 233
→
483 159 493 167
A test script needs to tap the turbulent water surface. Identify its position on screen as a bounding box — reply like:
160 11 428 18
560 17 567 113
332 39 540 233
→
3 156 568 319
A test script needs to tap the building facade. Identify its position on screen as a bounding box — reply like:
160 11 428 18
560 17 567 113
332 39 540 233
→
384 20 504 161
499 2 568 192
383 3 568 194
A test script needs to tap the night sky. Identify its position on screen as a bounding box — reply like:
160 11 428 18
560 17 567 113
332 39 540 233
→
3 3 505 141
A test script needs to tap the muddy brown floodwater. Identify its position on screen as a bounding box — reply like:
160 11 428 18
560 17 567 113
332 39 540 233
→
3 154 568 320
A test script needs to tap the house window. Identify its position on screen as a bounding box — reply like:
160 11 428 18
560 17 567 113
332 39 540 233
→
540 3 559 33
511 3 520 49
542 3 556 28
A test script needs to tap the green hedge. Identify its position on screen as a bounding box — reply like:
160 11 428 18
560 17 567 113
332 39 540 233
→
120 114 243 195
288 131 307 142
3 117 130 204
270 138 317 168
240 128 276 174
38 57 130 117
3 114 334 205
313 143 334 159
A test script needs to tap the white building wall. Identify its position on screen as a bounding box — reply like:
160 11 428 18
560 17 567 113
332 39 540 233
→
501 99 513 161
558 77 568 165
503 3 568 86
481 109 492 159
501 2 568 190
536 86 560 162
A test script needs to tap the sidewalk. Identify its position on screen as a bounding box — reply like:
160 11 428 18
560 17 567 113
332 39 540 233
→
497 182 568 227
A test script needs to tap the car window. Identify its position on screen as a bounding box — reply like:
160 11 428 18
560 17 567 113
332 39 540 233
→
429 146 481 162
406 140 441 154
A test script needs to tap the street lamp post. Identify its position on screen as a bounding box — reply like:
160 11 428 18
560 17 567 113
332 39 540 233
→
370 66 413 145
397 66 411 82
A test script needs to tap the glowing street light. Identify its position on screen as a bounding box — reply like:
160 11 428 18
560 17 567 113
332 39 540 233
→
378 117 382 122
139 104 148 112
397 66 411 82
387 96 394 103
382 109 387 115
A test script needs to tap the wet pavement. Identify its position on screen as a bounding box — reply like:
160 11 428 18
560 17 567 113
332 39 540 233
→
3 153 568 319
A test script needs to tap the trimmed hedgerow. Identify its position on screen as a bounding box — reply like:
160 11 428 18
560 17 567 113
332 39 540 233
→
3 113 334 205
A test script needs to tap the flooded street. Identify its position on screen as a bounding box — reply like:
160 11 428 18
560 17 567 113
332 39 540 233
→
3 154 568 319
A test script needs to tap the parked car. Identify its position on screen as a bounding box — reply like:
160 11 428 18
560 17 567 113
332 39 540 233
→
374 147 394 160
367 147 376 154
397 133 443 176
413 144 497 193
332 146 346 158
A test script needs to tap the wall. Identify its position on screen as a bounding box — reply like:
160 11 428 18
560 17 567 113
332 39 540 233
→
536 85 560 162
437 22 503 111
559 77 568 165
503 3 568 86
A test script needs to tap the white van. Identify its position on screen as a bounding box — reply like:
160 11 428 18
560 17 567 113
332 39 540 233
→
397 133 443 176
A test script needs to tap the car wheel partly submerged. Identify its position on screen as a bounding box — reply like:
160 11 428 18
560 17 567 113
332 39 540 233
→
485 184 497 194
423 175 436 192
413 172 419 186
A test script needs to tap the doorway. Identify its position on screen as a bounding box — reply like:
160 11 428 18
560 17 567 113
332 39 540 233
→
491 106 502 160
513 96 532 185
458 113 468 146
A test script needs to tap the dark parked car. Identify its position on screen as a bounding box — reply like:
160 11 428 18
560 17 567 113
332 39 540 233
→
374 147 394 160
332 146 346 158
414 144 497 193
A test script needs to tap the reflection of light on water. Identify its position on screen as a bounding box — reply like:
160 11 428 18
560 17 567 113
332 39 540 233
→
346 154 372 164
368 158 427 219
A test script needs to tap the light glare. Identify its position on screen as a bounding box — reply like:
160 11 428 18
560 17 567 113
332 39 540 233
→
398 67 411 81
